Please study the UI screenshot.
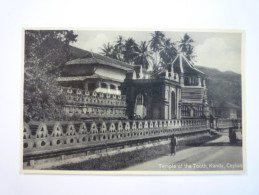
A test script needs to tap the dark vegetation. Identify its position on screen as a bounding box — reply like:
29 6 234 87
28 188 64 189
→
24 30 78 122
197 66 242 111
100 32 195 74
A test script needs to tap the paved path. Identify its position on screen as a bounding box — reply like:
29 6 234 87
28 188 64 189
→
124 132 243 171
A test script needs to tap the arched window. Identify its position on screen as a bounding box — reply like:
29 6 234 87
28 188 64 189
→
101 83 108 88
110 84 116 90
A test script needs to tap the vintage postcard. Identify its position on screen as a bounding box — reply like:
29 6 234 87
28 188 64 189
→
21 29 245 174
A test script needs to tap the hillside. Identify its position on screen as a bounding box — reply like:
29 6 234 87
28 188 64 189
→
196 66 242 110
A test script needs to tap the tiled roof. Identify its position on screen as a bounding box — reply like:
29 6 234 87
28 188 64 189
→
172 54 205 76
68 45 93 59
67 46 133 71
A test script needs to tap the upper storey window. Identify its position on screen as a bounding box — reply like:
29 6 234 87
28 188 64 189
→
101 83 108 89
110 84 116 90
184 76 200 86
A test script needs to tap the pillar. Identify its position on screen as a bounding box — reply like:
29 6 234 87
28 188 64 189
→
133 71 136 79
165 70 169 79
203 79 206 88
139 66 143 79
178 103 181 119
180 74 184 86
107 83 110 94
116 85 121 95
84 81 88 91
175 73 179 82
198 77 201 86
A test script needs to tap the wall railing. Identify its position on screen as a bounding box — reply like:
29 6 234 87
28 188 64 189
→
64 106 127 118
60 87 126 108
61 87 126 99
215 118 240 129
23 118 208 155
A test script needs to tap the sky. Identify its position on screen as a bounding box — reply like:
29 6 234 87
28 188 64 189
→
71 30 242 74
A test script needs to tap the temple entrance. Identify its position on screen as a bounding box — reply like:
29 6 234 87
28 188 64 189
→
134 93 147 119
171 91 176 119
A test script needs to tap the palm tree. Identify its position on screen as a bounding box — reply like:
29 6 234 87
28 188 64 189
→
179 33 195 61
123 38 139 64
150 31 165 67
134 41 153 70
160 38 178 67
100 42 114 58
114 35 125 61
185 46 196 62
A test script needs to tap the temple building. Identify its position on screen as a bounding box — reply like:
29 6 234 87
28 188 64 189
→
122 54 209 120
57 46 209 120
57 46 133 95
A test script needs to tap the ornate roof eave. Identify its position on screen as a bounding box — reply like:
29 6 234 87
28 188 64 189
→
171 53 206 76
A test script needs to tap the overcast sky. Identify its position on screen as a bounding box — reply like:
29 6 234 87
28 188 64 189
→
71 30 242 74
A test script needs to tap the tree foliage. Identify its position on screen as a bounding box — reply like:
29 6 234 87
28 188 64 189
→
122 38 139 64
99 31 195 74
150 31 165 52
100 42 115 58
24 30 77 122
160 38 178 68
134 41 153 70
114 35 125 61
149 31 165 70
178 33 196 61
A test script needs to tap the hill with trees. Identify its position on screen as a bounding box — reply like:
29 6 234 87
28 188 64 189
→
196 66 242 111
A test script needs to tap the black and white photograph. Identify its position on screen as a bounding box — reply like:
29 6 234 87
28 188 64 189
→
22 29 244 174
3 0 259 194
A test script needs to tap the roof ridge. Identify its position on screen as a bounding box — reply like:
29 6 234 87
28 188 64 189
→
69 45 132 67
181 54 205 75
93 52 133 67
179 53 184 73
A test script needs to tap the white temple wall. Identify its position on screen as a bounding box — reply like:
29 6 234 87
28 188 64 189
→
96 66 126 82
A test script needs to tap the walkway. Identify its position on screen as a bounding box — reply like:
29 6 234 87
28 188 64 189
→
124 131 243 171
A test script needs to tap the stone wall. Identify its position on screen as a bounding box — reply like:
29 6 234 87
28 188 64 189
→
215 118 241 129
61 87 127 119
23 118 208 156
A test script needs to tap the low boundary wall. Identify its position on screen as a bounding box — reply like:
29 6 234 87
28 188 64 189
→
22 118 239 168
